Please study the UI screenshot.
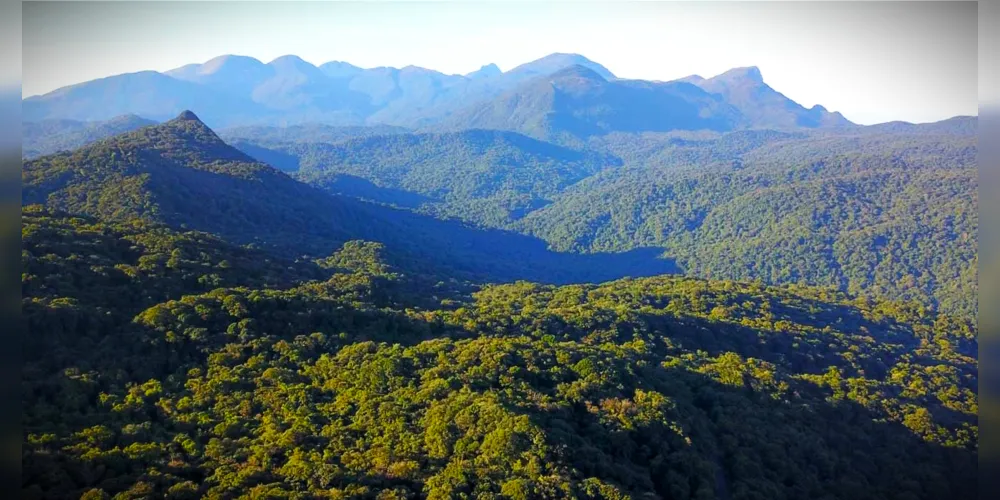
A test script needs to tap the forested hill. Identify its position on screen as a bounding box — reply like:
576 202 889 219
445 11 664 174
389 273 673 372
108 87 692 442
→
20 111 681 285
22 207 978 499
21 110 371 254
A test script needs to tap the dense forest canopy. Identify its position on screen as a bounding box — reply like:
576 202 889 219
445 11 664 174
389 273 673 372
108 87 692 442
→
21 208 978 499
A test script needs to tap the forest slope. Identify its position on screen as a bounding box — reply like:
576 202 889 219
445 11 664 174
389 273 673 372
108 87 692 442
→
22 208 978 500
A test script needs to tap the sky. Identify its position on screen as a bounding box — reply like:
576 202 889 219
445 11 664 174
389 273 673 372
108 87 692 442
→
21 1 980 125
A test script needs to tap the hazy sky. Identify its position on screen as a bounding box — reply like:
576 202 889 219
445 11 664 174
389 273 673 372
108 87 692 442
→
23 1 979 125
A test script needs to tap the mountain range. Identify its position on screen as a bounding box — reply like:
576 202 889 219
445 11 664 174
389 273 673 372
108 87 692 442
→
23 53 853 136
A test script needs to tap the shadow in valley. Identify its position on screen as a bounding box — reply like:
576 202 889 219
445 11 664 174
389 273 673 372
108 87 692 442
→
229 140 301 172
334 195 682 286
311 173 438 209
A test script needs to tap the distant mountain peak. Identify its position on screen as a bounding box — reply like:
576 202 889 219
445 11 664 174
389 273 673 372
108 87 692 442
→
509 53 616 81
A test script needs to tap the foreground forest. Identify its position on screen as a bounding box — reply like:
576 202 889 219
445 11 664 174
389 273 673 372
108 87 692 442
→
22 207 977 499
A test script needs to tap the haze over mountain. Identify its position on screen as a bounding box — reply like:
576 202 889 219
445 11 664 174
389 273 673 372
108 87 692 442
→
23 53 861 135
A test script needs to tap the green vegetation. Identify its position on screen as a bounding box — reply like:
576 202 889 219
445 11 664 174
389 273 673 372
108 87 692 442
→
286 130 618 227
20 109 979 499
231 123 977 318
21 111 361 255
22 208 977 499
524 130 978 318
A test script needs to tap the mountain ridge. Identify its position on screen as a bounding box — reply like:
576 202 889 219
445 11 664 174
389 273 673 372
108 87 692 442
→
25 53 862 132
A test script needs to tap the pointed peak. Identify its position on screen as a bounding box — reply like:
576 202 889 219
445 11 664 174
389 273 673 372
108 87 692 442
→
166 111 215 131
174 110 202 122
